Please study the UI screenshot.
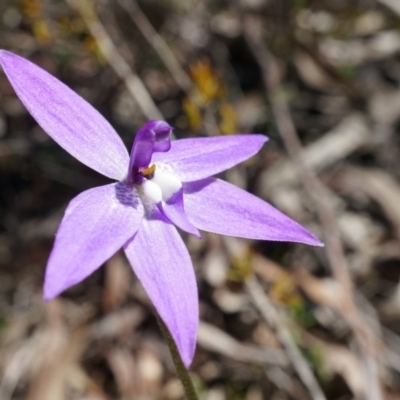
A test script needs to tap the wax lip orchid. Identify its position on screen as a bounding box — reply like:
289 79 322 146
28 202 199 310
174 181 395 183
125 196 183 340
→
0 50 323 367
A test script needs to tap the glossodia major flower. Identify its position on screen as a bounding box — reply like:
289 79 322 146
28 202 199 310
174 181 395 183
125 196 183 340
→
0 50 323 367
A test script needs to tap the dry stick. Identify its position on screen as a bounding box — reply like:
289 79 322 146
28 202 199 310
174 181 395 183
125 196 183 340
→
66 0 163 121
243 16 382 400
245 277 327 400
198 320 289 367
117 0 221 136
377 0 400 15
222 236 325 400
117 0 193 92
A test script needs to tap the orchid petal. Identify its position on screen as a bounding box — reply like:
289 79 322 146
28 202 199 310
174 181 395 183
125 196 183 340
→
0 50 129 180
184 178 323 246
44 183 144 300
159 188 201 238
153 134 268 182
124 215 198 367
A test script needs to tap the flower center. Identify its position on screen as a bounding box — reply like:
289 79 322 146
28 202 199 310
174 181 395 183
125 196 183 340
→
136 164 182 205
128 120 199 237
142 164 156 179
132 163 156 184
128 120 184 210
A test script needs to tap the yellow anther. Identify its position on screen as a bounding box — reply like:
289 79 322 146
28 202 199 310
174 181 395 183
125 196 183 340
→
141 164 156 177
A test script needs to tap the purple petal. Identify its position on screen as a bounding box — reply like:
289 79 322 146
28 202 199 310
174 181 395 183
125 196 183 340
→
0 51 129 180
158 188 201 238
153 134 268 182
44 182 144 300
124 215 198 367
184 178 323 246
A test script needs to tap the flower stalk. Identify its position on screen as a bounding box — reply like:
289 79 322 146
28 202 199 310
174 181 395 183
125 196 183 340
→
158 316 200 400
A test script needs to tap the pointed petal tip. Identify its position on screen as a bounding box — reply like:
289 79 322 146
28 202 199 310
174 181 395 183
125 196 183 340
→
43 292 55 303
180 349 195 368
193 229 202 239
251 233 324 248
299 229 324 247
170 309 198 368
173 324 197 368
254 133 269 144
43 270 71 301
43 283 61 302
180 218 201 238
300 237 324 247
283 227 324 248
175 219 201 238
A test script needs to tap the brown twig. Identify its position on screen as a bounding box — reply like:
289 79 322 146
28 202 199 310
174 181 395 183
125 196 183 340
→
222 237 326 400
377 0 400 16
115 0 224 136
197 320 288 367
117 0 193 93
66 0 163 121
245 276 328 400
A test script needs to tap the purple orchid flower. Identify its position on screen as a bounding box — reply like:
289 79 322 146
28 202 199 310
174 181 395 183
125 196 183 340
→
0 50 322 367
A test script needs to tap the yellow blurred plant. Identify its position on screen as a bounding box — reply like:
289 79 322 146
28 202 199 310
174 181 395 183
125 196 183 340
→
20 0 51 44
228 250 254 282
20 0 42 19
183 58 238 134
189 58 226 105
218 103 238 135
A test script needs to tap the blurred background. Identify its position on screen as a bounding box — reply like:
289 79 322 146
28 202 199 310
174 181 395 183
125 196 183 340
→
1 0 400 399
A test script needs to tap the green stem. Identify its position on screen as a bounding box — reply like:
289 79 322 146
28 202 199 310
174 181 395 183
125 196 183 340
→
157 316 200 400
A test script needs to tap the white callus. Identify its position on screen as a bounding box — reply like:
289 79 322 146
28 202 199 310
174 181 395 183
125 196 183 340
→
152 171 182 202
141 179 163 205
